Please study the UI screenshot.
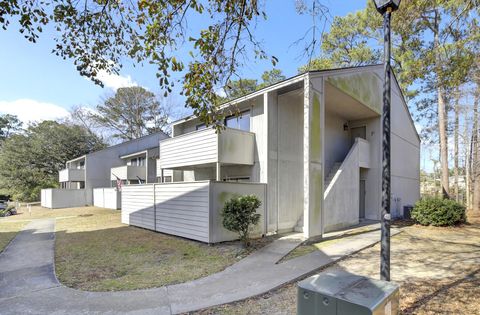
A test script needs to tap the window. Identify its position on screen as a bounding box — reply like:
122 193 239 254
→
163 176 172 183
225 110 250 131
129 156 146 166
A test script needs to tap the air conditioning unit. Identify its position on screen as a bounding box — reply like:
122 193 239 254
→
297 271 399 315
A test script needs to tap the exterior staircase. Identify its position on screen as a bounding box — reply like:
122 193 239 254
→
294 162 342 233
324 162 342 190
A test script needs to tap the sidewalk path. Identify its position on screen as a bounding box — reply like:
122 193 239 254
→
0 219 397 314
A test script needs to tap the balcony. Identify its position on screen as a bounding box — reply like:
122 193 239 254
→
59 168 85 182
110 165 146 181
159 127 255 170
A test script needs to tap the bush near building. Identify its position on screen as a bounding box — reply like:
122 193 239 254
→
412 197 466 226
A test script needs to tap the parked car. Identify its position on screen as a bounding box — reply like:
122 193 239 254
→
0 201 17 217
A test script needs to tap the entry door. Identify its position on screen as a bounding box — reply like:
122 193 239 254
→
351 126 366 145
359 180 366 219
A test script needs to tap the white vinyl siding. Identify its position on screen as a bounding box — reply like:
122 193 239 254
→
121 181 267 243
159 128 255 170
160 129 218 168
121 185 155 230
154 182 210 242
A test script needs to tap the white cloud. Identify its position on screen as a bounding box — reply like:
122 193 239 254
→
96 70 138 91
0 99 70 123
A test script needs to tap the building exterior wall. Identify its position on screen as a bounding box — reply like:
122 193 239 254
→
121 181 266 243
350 117 382 220
390 81 421 217
154 66 420 239
324 109 351 176
41 189 87 209
83 132 168 204
276 90 304 230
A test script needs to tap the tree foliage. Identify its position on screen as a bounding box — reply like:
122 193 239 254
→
0 0 280 131
0 114 22 142
222 195 261 247
299 7 381 73
223 68 286 101
91 86 171 140
0 121 105 201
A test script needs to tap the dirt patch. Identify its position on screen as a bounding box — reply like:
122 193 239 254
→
194 212 480 314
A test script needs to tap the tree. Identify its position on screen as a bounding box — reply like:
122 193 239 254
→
258 68 286 88
0 114 22 142
91 86 170 140
224 69 286 101
224 79 259 100
0 0 286 131
299 8 381 73
300 0 478 200
0 121 105 201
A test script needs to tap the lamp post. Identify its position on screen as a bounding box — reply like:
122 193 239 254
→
372 0 401 282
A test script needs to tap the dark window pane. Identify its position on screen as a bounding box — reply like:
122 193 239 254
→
225 110 250 131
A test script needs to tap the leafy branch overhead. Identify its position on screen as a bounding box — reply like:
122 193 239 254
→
0 0 278 130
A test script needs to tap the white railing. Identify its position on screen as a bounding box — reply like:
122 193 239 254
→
58 168 85 182
158 127 255 169
110 165 146 181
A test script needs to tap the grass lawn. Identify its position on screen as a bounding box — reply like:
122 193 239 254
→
197 212 480 315
3 206 249 292
0 220 28 253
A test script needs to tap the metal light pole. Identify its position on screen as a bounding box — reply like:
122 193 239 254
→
372 0 401 282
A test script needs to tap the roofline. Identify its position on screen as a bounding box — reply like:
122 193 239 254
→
67 130 169 162
66 155 86 164
170 64 384 126
120 150 148 159
120 147 158 159
390 70 421 143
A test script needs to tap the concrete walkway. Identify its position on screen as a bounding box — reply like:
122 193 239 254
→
0 219 397 314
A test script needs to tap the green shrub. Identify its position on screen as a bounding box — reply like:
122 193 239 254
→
411 197 466 226
222 195 261 247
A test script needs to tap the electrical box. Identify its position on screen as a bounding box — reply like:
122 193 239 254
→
297 271 400 315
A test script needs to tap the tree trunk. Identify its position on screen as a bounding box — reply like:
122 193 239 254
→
465 99 472 209
454 87 460 202
433 10 450 198
473 91 480 212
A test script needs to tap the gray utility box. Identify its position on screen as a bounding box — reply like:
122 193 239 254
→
297 271 399 315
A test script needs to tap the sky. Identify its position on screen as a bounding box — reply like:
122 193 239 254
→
0 0 435 170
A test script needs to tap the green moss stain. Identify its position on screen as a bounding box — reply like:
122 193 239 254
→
327 73 382 114
313 169 323 223
218 191 233 204
310 93 322 162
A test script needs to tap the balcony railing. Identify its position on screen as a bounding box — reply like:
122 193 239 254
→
158 127 255 169
59 168 85 182
110 165 146 181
